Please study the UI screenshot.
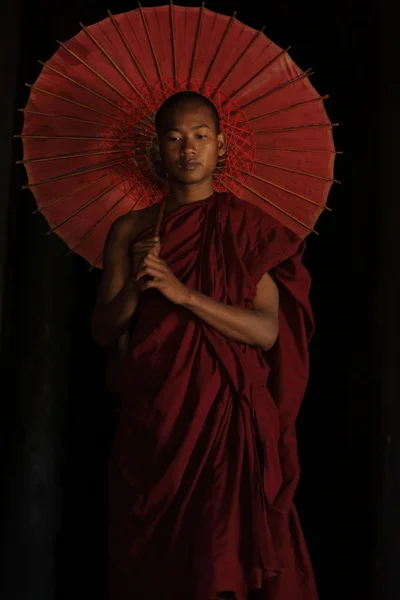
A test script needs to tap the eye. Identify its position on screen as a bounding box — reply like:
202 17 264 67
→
167 135 181 142
196 134 207 139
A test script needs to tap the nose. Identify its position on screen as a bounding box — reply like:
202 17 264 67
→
181 137 196 155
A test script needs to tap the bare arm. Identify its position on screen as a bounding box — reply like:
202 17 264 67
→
91 216 139 348
136 252 279 351
183 273 279 351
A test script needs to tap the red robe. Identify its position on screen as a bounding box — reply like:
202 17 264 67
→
108 191 317 600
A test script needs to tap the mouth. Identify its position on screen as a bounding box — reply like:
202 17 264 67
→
180 161 201 171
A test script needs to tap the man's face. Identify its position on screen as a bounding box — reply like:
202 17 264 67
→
158 101 226 186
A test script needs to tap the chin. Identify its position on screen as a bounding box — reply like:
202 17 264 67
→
182 175 206 185
172 173 207 186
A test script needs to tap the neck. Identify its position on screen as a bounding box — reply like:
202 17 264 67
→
168 179 214 207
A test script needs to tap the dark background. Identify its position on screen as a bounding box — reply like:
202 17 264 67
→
1 1 398 599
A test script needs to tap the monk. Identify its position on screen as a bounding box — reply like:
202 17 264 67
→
91 91 317 600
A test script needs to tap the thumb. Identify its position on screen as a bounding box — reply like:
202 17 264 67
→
151 242 161 257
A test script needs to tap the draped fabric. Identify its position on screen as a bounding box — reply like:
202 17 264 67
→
108 192 317 600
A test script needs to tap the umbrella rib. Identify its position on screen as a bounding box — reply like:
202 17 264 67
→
188 2 205 84
227 46 291 103
22 158 131 189
214 26 265 91
17 108 119 129
138 3 164 85
80 23 146 103
16 134 118 141
240 69 312 110
229 177 318 234
57 40 133 105
67 181 137 254
258 145 342 154
169 1 177 83
239 169 331 210
39 61 130 115
17 148 127 164
129 186 147 213
89 187 146 271
247 96 329 123
255 122 338 134
24 84 120 120
201 11 237 88
33 172 110 212
107 10 152 91
116 116 154 137
47 175 131 234
254 159 340 185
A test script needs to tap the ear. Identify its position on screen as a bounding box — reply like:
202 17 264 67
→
152 136 165 167
217 132 227 157
152 136 161 156
150 136 166 181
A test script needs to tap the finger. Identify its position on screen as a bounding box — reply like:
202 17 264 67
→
133 246 158 256
133 245 161 258
136 264 165 281
138 263 165 278
132 253 146 265
132 254 146 270
133 237 160 249
143 254 165 267
149 243 161 257
137 236 159 243
138 278 158 293
133 252 160 270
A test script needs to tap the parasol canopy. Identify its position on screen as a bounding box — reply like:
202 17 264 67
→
17 2 338 268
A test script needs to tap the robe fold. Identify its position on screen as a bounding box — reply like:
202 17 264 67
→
108 192 317 600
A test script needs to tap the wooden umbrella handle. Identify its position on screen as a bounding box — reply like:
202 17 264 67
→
153 180 169 238
153 197 166 238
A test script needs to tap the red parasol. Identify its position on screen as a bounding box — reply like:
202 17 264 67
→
17 2 338 269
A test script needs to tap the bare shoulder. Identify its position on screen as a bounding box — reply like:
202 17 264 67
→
96 212 141 307
105 212 138 249
106 204 160 249
131 203 161 240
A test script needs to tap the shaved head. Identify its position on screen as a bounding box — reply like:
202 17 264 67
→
155 91 220 137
